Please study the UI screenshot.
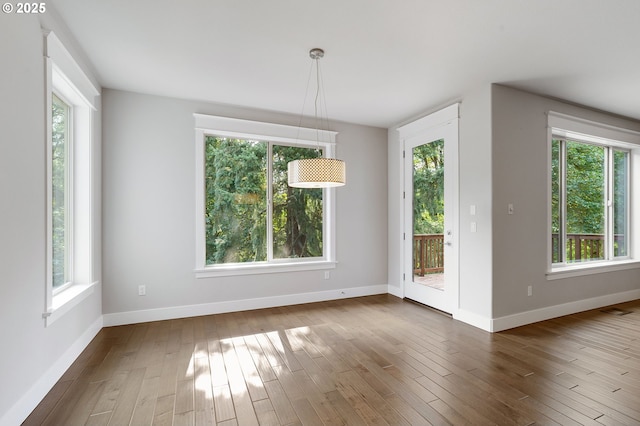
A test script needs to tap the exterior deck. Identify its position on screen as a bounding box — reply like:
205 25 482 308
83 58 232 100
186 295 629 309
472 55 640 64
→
412 232 617 291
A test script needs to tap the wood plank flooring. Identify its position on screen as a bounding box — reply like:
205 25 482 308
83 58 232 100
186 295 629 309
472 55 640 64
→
24 295 640 425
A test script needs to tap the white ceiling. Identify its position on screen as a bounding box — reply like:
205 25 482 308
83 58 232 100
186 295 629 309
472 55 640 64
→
51 0 640 128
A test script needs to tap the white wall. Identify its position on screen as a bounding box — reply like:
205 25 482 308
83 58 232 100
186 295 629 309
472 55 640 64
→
491 84 640 326
101 89 388 323
387 128 403 296
0 13 102 426
458 86 493 321
387 90 495 325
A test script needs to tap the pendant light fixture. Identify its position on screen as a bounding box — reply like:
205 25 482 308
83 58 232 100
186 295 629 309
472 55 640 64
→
288 48 346 188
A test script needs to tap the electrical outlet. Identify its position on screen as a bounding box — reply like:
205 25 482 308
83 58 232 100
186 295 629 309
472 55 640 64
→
138 285 146 296
324 271 330 280
527 285 532 296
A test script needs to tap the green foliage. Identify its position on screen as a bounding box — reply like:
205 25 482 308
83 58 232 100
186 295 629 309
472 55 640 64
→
272 145 323 258
412 140 444 234
204 137 323 264
552 139 607 235
565 141 605 235
205 137 267 263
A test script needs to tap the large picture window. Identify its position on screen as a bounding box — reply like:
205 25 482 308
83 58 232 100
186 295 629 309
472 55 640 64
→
551 138 628 264
195 114 337 277
204 137 323 264
548 111 640 275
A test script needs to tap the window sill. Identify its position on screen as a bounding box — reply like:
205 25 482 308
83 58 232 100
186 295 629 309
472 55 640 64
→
195 260 337 278
547 259 640 280
44 281 99 327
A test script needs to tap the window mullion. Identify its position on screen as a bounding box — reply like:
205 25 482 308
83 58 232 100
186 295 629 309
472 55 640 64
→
67 103 74 285
266 142 274 262
605 147 614 260
560 139 567 264
625 152 631 258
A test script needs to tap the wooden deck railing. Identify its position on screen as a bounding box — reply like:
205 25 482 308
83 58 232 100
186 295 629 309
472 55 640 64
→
415 233 626 274
413 234 444 276
415 234 626 273
552 233 626 262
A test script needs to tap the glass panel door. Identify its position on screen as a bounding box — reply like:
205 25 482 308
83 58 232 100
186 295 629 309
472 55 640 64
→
403 119 457 314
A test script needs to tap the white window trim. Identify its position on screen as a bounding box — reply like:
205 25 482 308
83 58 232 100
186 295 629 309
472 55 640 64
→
44 30 99 326
194 114 338 278
547 259 640 280
547 111 640 279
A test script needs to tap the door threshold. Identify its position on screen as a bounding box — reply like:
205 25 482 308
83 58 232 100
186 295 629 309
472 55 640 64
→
404 298 452 317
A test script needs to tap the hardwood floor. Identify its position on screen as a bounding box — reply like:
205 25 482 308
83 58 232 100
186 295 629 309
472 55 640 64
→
24 295 640 425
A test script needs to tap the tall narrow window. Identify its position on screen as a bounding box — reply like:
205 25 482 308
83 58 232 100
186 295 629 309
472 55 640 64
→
551 137 629 265
551 139 561 263
51 94 71 289
44 30 100 326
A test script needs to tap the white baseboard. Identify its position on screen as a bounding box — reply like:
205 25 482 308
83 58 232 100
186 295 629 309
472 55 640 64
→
453 289 640 333
490 288 640 332
1 316 103 426
387 284 403 298
454 308 493 332
104 284 389 326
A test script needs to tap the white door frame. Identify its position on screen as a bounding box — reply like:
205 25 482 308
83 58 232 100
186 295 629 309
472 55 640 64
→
398 103 459 314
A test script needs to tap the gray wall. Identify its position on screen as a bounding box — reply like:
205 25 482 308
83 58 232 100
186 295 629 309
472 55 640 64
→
491 84 640 318
102 89 388 318
0 13 102 424
388 84 640 328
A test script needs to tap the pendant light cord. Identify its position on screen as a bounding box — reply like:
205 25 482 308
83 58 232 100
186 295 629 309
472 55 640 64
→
314 56 322 154
294 56 315 146
294 48 332 157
